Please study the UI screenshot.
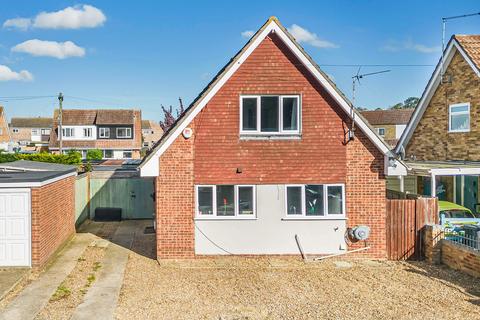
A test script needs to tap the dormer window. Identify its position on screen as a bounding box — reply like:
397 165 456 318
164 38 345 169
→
240 95 300 135
449 103 470 133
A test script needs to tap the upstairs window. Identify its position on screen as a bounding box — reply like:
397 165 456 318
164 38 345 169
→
99 127 110 138
83 128 92 138
285 184 345 218
377 128 385 136
62 128 74 137
12 128 19 133
240 95 300 135
41 129 50 135
31 129 40 136
449 103 470 132
116 127 132 138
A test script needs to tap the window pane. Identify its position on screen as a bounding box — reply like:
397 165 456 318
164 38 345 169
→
198 187 214 215
305 185 324 216
282 97 298 131
242 98 257 131
451 114 469 131
238 186 254 215
451 105 469 113
287 186 302 215
216 185 235 216
327 186 343 214
261 97 279 132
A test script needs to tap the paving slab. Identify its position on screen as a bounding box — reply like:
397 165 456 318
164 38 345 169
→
70 223 134 320
0 233 95 320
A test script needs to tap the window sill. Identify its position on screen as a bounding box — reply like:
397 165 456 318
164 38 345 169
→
195 217 257 221
448 130 470 133
239 134 301 140
282 216 347 221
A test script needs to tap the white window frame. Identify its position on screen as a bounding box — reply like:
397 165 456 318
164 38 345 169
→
240 95 301 135
99 127 110 138
83 128 92 138
12 128 19 133
41 128 50 135
195 185 256 219
62 127 74 137
448 102 470 133
31 128 40 136
377 127 385 136
116 127 132 139
284 184 346 219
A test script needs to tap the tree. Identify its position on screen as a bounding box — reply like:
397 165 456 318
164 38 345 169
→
86 149 103 161
389 97 419 110
159 97 185 131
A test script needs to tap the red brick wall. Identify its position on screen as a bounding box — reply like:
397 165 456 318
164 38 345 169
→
31 176 76 267
156 124 195 258
346 127 387 258
155 33 387 259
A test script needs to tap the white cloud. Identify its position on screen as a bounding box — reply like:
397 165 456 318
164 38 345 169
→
3 18 32 31
3 5 106 30
241 30 255 38
0 65 33 81
382 39 440 54
12 39 86 59
287 24 338 48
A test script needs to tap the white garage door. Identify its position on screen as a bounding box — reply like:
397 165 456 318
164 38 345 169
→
0 189 31 267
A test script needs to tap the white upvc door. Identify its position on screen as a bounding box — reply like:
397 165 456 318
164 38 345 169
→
0 189 31 267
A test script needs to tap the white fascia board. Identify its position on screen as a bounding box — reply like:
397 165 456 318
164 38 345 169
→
140 19 390 177
384 156 408 176
395 39 480 154
430 167 480 176
0 171 77 188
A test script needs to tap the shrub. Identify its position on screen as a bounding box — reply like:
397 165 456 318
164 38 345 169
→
86 149 103 161
0 151 82 165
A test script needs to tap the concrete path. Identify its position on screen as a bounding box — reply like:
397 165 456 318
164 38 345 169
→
0 233 94 320
0 269 29 301
71 221 136 320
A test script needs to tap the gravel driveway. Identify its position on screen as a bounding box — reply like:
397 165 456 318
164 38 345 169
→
116 253 480 320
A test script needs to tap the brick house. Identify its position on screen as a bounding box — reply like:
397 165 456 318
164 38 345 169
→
395 35 480 212
49 109 142 159
140 17 404 260
361 109 414 147
0 106 11 151
9 116 52 151
141 120 163 150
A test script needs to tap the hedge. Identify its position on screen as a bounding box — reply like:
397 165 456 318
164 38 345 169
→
0 152 82 165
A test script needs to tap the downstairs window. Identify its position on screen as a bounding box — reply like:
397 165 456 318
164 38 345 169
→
196 185 256 218
285 184 345 218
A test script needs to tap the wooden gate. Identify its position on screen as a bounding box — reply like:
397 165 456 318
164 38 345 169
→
386 197 438 260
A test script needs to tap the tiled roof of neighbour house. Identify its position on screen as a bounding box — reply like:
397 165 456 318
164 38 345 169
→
141 120 152 129
454 35 480 70
10 117 53 128
360 109 414 126
139 16 394 175
96 109 136 125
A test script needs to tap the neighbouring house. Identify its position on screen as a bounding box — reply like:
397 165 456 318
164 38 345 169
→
0 107 11 151
9 116 52 152
0 160 77 267
141 120 163 150
361 109 414 147
395 35 480 213
49 109 142 160
140 17 404 260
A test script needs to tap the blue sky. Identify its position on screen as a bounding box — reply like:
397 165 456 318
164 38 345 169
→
0 1 479 122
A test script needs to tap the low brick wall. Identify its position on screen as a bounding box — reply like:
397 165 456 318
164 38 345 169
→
442 240 480 278
423 224 480 278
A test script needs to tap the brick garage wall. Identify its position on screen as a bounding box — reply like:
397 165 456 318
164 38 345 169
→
31 176 76 267
155 33 387 259
406 51 480 161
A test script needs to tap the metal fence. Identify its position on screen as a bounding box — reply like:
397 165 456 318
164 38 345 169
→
444 229 480 251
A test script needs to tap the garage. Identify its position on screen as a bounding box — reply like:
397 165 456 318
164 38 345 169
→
0 160 77 267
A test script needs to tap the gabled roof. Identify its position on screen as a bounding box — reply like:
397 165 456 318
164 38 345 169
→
52 109 136 126
395 35 480 154
141 120 151 129
139 16 394 177
361 109 414 126
10 117 53 128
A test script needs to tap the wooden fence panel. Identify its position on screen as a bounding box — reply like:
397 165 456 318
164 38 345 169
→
386 197 438 260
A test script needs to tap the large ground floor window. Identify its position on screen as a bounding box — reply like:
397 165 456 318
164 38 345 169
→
196 185 256 218
285 184 345 218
